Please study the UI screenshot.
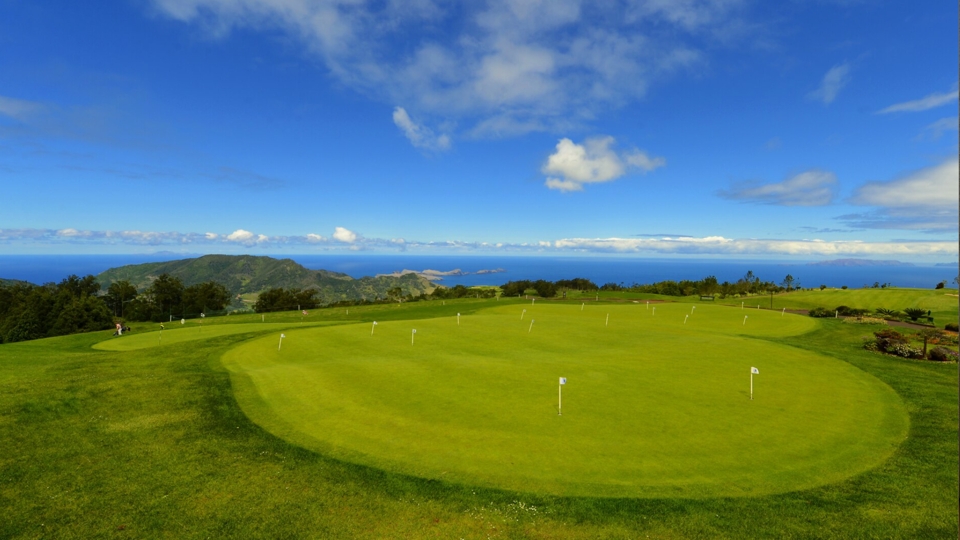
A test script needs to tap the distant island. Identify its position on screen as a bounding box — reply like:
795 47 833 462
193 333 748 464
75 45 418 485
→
807 259 914 267
376 268 506 281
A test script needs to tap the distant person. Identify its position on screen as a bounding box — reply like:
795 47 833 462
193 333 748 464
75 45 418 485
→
115 323 122 336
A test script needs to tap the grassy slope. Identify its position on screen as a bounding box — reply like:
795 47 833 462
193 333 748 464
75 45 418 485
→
0 297 956 539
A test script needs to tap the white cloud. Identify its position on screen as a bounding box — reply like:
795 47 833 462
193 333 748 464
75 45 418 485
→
332 226 357 243
921 117 959 140
542 137 665 192
808 64 850 105
1 227 956 258
877 88 959 114
392 107 450 151
205 232 218 240
842 158 959 232
227 229 254 242
149 0 739 136
552 236 956 257
718 170 837 206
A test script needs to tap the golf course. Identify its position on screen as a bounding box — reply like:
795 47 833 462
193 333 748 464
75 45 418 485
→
1 291 957 538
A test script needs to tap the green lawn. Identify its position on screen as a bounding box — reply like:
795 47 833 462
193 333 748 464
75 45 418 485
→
0 296 956 538
223 303 906 498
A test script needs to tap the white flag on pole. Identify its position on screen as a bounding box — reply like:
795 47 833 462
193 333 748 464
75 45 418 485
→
559 377 567 385
751 367 759 374
281 334 286 338
412 329 417 334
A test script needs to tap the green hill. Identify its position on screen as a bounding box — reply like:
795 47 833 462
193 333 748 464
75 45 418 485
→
0 278 32 287
96 254 437 302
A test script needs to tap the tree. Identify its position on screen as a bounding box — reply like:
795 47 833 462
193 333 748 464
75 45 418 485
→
182 282 231 314
105 280 138 317
533 280 557 298
935 281 946 289
148 274 184 318
781 274 795 292
698 276 719 296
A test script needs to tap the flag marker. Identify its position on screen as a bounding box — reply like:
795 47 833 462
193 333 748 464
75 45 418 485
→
646 301 649 310
521 309 526 320
261 314 264 322
741 302 744 310
782 308 786 316
532 298 536 305
559 377 566 415
457 312 461 326
581 303 584 311
278 333 286 351
684 314 689 324
691 306 696 314
411 329 417 345
371 321 377 335
528 319 535 333
605 313 609 326
750 367 759 400
743 315 748 325
652 307 656 316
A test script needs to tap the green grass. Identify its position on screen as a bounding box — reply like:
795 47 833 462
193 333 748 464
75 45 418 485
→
718 287 959 325
223 303 906 498
0 295 956 538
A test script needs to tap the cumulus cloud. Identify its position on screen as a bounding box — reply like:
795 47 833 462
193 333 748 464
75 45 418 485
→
842 158 959 232
332 226 358 243
227 229 254 242
392 107 450 151
542 137 665 192
877 87 959 114
148 0 739 136
808 64 850 105
718 170 837 206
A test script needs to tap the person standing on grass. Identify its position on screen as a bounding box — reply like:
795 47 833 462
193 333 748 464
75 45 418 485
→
115 322 123 336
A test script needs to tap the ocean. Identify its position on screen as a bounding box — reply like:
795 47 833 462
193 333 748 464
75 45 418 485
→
0 254 955 290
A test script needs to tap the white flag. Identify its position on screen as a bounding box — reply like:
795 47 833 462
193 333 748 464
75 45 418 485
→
412 329 417 334
559 377 567 385
281 334 286 338
373 321 378 325
751 367 759 374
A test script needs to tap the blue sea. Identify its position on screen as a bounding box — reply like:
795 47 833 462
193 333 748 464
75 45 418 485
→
0 254 955 290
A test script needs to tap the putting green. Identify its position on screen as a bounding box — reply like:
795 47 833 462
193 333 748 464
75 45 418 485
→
222 303 908 498
93 322 332 351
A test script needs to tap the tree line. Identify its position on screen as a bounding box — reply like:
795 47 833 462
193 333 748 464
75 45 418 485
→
0 273 232 344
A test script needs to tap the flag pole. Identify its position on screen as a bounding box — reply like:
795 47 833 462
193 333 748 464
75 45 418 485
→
750 371 753 400
559 381 562 416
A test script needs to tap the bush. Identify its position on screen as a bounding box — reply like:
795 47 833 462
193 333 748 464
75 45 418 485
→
945 323 958 332
872 328 907 353
903 308 927 321
841 285 848 290
889 343 924 359
935 281 945 289
842 317 887 325
929 347 959 362
808 307 832 318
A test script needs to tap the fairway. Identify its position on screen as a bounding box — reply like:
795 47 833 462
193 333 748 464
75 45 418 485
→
93 322 334 351
222 303 908 498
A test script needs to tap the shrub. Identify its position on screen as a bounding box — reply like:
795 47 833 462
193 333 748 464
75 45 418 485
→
929 347 959 362
889 343 924 359
935 281 945 289
903 308 927 321
808 307 831 318
841 285 848 290
875 308 899 318
945 322 958 332
842 317 887 325
872 328 907 353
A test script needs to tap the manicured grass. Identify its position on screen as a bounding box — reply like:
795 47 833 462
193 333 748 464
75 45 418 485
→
0 298 956 538
720 287 959 325
223 303 906 498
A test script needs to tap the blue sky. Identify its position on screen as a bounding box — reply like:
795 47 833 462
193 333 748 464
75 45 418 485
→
0 0 957 261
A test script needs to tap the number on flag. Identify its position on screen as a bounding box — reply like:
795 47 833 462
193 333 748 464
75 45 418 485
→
559 377 567 385
751 367 759 374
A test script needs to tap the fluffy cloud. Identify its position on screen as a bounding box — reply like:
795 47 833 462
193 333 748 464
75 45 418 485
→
808 64 850 105
392 107 450 151
149 0 738 136
718 170 837 206
542 137 665 192
332 226 358 243
877 87 959 114
841 158 959 232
